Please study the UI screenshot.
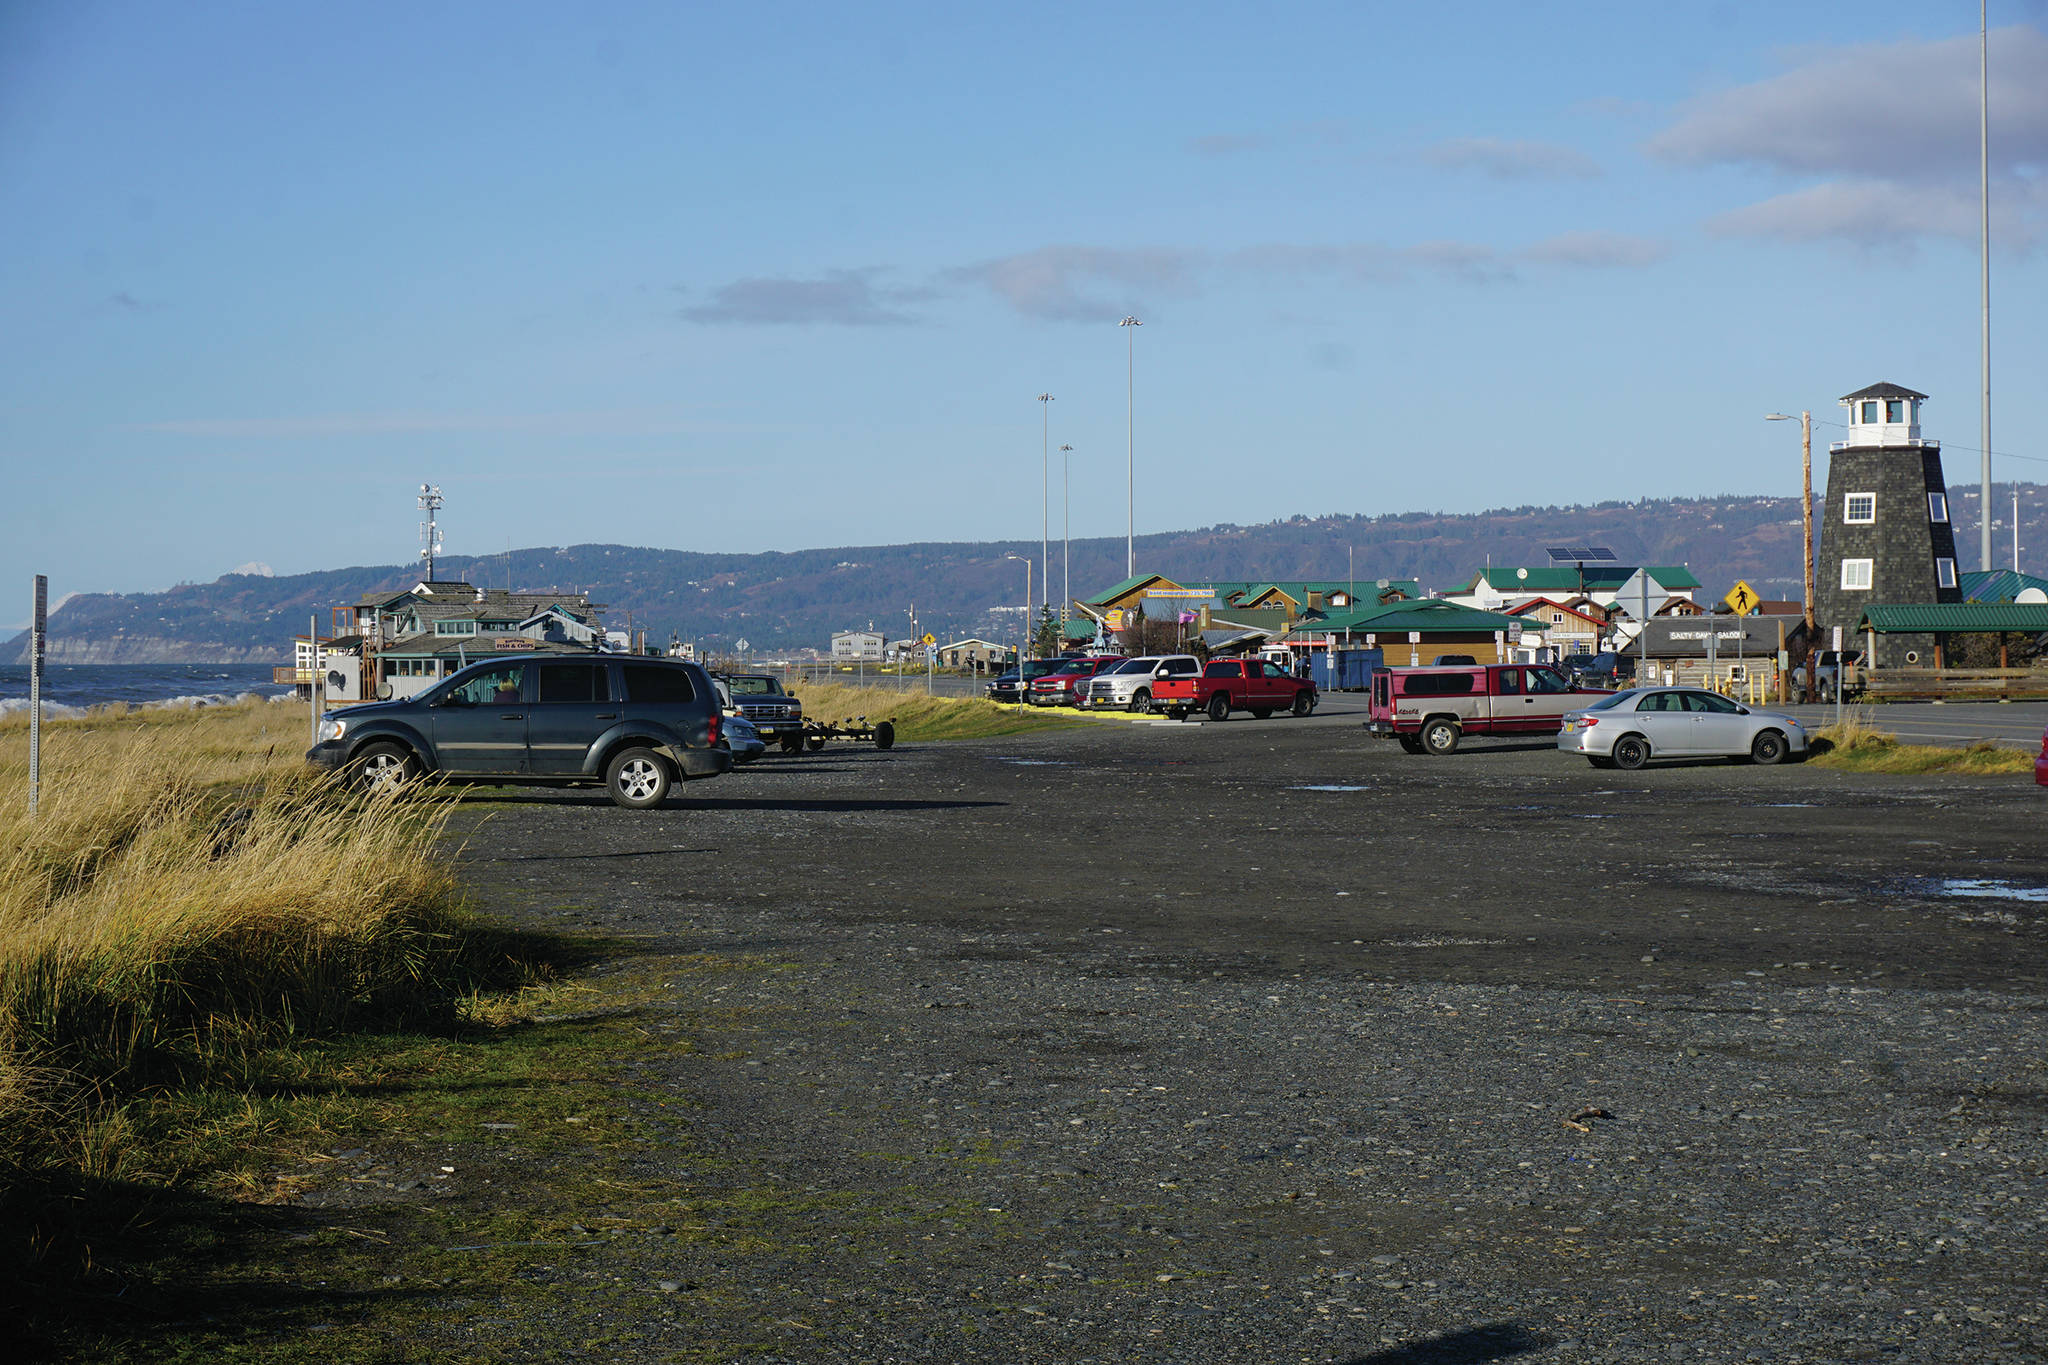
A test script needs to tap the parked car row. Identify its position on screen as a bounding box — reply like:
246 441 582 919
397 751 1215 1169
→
1364 660 1811 769
990 653 1322 722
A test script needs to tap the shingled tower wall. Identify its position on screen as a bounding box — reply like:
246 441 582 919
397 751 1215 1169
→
1812 382 1962 668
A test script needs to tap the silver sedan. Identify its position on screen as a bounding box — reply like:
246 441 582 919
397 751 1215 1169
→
1557 687 1810 769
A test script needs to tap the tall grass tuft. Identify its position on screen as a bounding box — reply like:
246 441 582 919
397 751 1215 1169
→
0 699 552 1307
1807 709 2033 776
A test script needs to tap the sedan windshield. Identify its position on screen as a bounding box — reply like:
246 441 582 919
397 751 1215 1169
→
1585 689 1638 711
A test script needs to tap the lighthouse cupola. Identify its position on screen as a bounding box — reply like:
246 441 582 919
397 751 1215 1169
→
1839 381 1928 449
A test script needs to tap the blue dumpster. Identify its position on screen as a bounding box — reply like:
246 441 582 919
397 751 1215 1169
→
1310 647 1382 692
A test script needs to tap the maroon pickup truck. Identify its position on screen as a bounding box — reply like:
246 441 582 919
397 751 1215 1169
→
1154 658 1317 721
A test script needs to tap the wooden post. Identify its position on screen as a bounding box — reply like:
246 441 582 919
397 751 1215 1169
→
1776 620 1787 705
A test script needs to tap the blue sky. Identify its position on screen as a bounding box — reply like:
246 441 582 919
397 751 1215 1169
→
3 1 2045 622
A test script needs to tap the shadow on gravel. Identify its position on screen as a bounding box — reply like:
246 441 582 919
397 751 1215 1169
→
680 797 1006 813
475 848 717 861
1341 1322 1553 1364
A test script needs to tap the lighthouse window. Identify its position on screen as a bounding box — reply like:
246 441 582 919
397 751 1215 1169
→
1860 400 1879 423
1841 559 1874 591
1937 558 1957 588
1844 493 1876 524
1928 491 1949 522
1886 399 1905 422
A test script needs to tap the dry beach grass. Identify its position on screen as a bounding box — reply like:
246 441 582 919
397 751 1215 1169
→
0 699 551 1335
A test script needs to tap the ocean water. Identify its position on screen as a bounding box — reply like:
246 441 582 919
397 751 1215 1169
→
0 664 293 719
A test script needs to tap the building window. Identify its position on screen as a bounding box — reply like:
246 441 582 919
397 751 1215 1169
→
1841 559 1874 591
1860 400 1879 423
1844 493 1876 524
1886 399 1905 422
1937 558 1957 588
1928 491 1949 523
1550 612 1564 624
434 620 477 636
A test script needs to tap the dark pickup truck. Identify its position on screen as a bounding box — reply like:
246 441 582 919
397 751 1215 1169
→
720 672 806 753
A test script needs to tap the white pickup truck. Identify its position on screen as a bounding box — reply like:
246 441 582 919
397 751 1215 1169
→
1075 654 1200 713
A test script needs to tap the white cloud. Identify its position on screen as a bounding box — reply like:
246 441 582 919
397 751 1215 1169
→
950 232 1667 318
1650 24 2048 249
1518 230 1670 268
678 268 932 325
946 246 1203 321
1649 26 2048 182
1424 137 1602 179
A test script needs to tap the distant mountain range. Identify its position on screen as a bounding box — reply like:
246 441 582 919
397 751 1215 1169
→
9 486 2039 663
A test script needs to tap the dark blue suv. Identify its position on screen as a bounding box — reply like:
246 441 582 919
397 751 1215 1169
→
306 655 731 808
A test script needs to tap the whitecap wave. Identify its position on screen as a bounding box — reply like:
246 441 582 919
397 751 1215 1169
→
0 690 286 720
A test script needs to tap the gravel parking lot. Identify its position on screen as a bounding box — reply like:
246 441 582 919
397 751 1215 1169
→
385 714 2046 1362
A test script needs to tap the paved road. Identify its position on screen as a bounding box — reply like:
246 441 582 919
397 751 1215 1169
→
1301 689 2048 750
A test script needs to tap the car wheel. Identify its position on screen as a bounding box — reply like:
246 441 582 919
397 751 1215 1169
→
806 734 826 752
779 732 803 755
873 720 895 751
1818 681 1835 704
1611 735 1650 770
351 742 419 794
1750 729 1787 765
1207 693 1231 722
1420 719 1459 755
1292 693 1313 718
605 747 672 809
1130 688 1151 714
1250 707 1273 720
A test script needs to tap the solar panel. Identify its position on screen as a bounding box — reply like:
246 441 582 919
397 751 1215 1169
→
1546 546 1617 563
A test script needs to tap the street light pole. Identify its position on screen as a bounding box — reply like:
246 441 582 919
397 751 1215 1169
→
1038 393 1053 614
1768 410 1817 701
1119 316 1142 578
1980 0 1993 572
1004 552 1033 676
1060 444 1074 626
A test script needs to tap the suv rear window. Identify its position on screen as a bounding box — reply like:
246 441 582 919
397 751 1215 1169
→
622 664 696 704
1403 673 1475 696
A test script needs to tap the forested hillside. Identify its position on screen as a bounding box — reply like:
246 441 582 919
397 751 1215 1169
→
10 487 2039 662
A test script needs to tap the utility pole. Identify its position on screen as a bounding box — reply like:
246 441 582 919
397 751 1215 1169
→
1038 393 1053 611
1799 410 1815 701
1060 444 1074 626
1119 316 1142 578
28 575 46 817
1980 1 1993 571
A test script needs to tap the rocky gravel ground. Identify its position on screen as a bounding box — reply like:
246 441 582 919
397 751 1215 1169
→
299 716 2047 1363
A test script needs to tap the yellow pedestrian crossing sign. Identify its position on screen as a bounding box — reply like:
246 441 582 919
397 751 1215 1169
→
921 633 936 646
1726 580 1761 616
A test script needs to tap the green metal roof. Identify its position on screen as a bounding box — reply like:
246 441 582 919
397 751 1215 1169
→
1448 564 1702 595
1855 603 2048 633
1080 574 1171 606
1286 598 1523 637
1959 568 2048 603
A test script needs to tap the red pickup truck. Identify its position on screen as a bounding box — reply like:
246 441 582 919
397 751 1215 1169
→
1155 658 1317 721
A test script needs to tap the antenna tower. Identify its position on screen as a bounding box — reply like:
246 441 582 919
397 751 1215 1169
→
418 484 445 580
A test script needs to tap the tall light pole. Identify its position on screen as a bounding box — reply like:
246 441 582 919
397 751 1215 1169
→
1060 444 1074 626
1038 393 1053 612
1004 552 1033 669
1979 0 1993 571
1767 410 1816 701
1119 315 1142 578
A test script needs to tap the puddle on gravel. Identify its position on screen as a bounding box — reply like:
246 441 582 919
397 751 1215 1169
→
1290 784 1369 792
1764 802 1816 808
1930 879 2048 903
992 757 1073 767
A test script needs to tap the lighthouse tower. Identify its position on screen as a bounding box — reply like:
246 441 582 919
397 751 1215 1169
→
1811 382 1961 668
